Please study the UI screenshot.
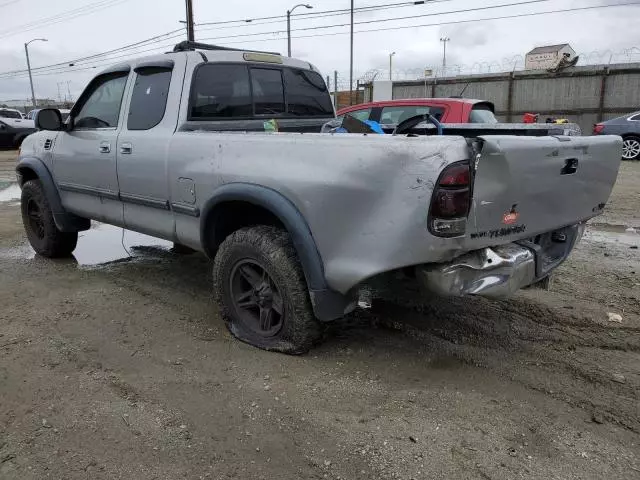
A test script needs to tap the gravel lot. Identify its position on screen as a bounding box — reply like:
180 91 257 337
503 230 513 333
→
0 150 638 479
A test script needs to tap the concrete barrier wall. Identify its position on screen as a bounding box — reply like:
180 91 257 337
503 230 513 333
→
379 63 640 133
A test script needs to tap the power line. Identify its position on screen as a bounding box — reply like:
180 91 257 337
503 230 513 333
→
1 0 637 80
0 0 132 39
196 0 455 27
0 0 554 77
0 0 426 76
201 1 640 45
193 0 554 43
195 0 458 31
0 0 453 77
0 29 184 78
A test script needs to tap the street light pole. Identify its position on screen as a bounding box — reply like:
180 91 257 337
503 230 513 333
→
389 52 396 81
440 37 450 71
349 0 354 105
24 38 47 108
287 3 312 57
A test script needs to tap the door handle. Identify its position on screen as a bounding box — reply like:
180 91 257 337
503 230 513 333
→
120 142 133 154
99 142 110 153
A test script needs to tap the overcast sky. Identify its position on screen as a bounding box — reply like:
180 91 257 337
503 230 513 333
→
0 0 638 102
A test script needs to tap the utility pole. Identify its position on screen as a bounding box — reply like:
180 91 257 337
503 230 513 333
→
333 70 338 108
349 0 354 105
286 4 312 57
24 38 47 108
440 37 450 71
57 83 62 103
389 52 396 81
185 0 195 42
66 81 73 103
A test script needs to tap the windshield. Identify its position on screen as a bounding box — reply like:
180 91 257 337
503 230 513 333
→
469 105 498 124
0 109 22 119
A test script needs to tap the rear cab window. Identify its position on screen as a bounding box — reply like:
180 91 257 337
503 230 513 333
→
189 63 333 120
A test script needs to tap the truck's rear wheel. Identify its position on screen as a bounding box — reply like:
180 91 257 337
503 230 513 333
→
20 180 78 257
212 226 322 354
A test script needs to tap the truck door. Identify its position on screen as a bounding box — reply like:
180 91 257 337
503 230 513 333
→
52 69 130 225
116 61 179 239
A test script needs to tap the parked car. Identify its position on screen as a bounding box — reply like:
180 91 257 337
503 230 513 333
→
337 98 498 131
0 108 26 120
593 111 640 160
0 117 36 147
336 98 580 136
16 41 623 354
27 108 71 122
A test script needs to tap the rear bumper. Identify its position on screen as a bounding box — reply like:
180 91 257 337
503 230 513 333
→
417 224 585 298
416 243 538 298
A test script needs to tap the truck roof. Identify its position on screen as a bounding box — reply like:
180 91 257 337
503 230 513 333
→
97 41 319 77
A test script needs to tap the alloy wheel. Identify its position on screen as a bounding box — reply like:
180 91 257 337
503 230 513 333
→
229 259 284 337
622 139 640 160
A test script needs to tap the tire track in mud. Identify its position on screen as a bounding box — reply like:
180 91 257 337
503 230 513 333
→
356 291 640 434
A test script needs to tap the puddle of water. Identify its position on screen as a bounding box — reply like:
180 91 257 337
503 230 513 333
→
1 223 173 266
584 223 639 249
0 183 20 202
589 222 639 234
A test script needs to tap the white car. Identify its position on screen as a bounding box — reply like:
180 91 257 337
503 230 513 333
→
0 108 25 120
26 108 71 122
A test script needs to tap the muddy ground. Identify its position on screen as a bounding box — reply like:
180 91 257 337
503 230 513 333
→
0 150 639 479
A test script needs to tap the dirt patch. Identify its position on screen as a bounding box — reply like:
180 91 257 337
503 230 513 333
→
0 161 639 479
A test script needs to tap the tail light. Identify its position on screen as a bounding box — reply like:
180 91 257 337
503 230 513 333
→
593 123 604 135
429 161 471 237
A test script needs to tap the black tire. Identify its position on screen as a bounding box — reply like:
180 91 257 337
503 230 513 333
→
14 135 26 148
622 135 640 161
20 179 78 258
213 226 322 354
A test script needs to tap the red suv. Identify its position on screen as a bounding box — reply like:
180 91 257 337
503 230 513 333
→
336 98 498 133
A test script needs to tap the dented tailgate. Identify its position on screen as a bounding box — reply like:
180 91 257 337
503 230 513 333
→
468 135 622 243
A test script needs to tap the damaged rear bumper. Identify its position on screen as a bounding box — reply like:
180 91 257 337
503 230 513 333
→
417 225 584 298
416 243 538 298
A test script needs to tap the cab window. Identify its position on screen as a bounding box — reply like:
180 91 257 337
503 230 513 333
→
379 105 444 125
74 73 128 129
337 108 371 123
128 67 172 130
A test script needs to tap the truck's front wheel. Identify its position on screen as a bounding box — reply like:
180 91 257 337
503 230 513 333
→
212 226 322 354
20 180 78 257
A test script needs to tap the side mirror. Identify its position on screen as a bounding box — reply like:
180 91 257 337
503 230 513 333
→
35 108 63 131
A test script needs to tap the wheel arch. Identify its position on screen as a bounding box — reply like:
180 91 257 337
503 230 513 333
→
15 157 90 232
200 183 356 321
200 183 326 291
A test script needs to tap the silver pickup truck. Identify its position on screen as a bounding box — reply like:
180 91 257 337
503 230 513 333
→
17 42 622 354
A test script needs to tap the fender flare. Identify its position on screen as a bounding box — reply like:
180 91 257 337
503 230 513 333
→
200 183 357 321
201 183 326 290
15 157 90 232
